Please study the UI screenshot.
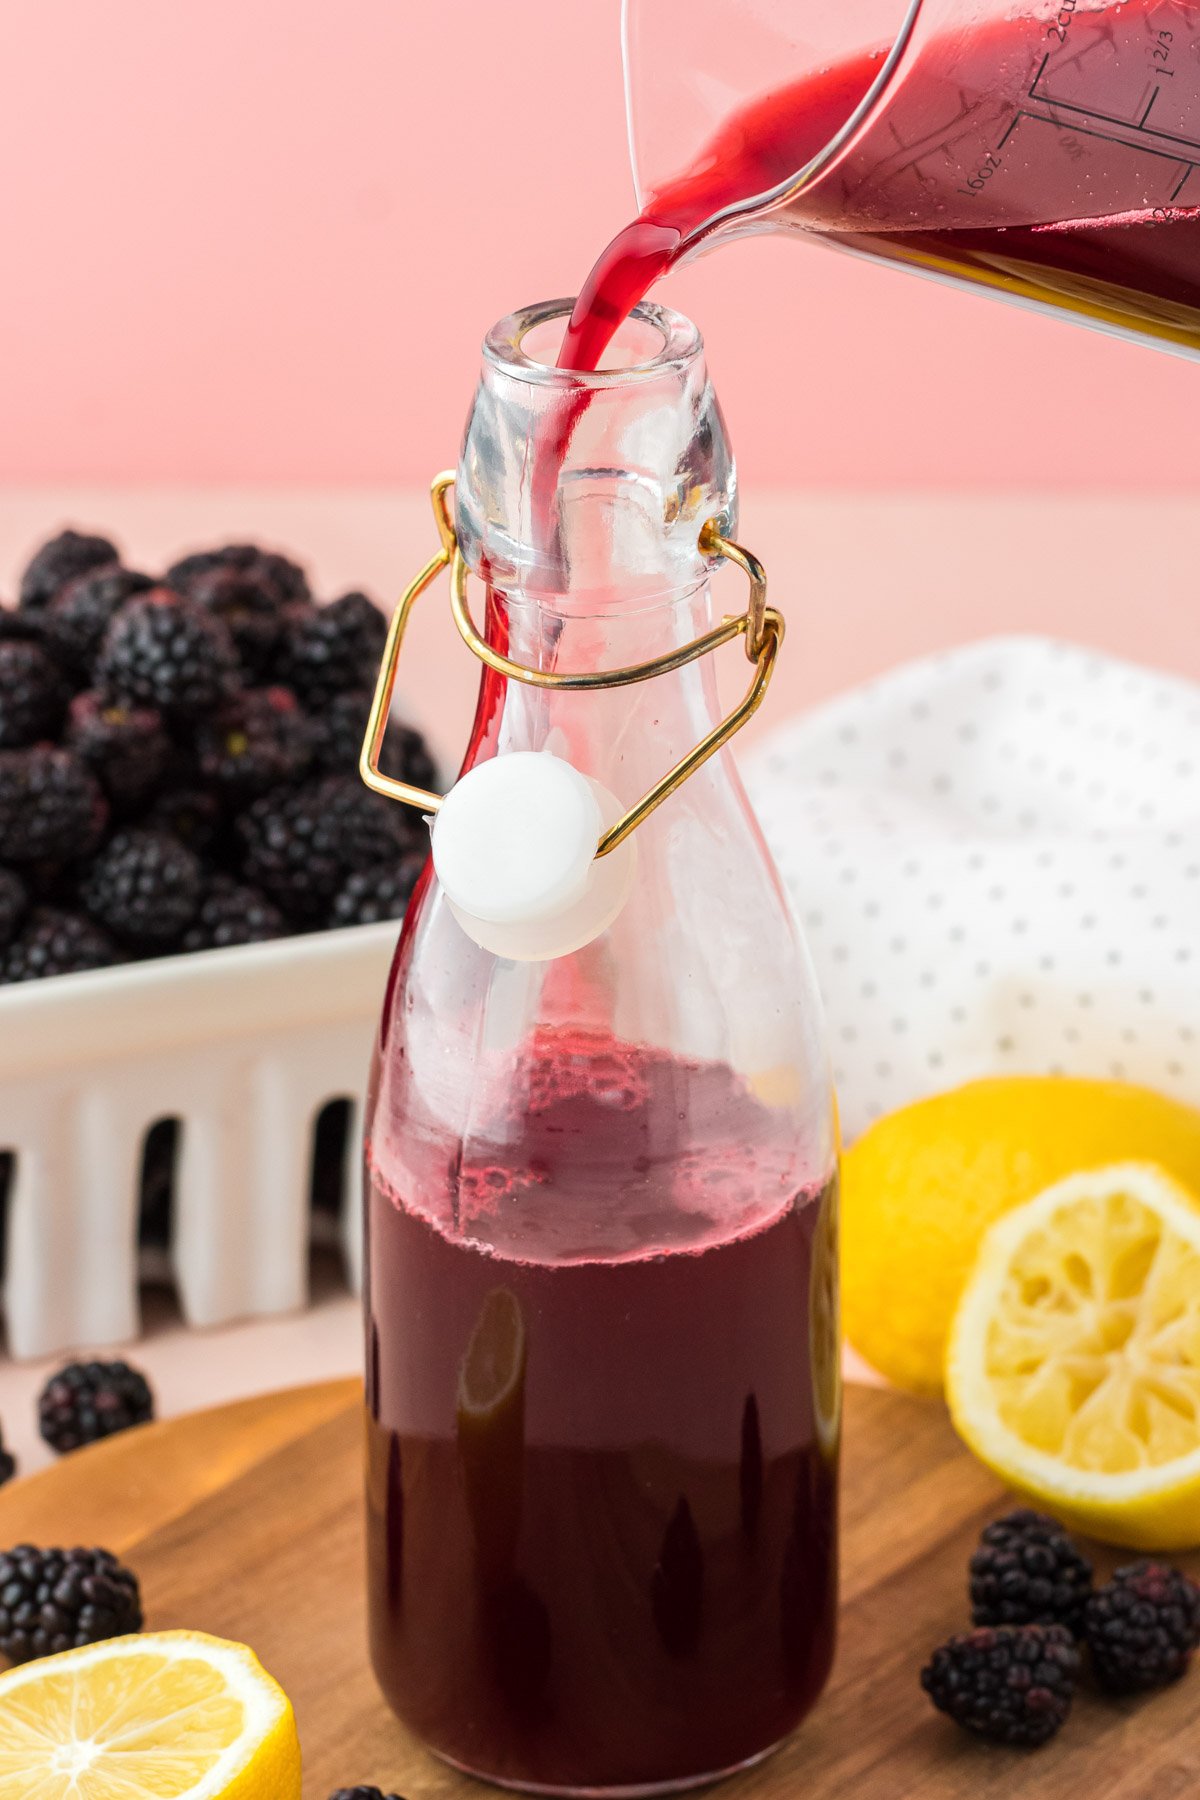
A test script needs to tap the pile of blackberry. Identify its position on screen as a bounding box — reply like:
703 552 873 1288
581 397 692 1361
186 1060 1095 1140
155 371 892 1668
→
0 529 434 984
921 1507 1200 1750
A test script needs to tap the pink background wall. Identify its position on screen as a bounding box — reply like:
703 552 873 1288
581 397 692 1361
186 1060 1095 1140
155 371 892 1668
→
1 0 1197 492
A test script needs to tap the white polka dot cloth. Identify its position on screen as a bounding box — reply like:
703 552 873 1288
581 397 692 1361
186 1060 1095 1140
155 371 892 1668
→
742 636 1200 1145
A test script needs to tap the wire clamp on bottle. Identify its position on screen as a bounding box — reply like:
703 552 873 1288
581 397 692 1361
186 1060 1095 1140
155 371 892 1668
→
360 471 785 859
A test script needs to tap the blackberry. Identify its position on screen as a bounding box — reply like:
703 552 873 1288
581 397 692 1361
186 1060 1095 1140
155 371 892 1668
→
0 907 118 983
44 565 154 679
0 1428 15 1487
325 774 421 869
308 689 373 778
254 549 312 606
328 1789 407 1800
0 1546 142 1664
66 693 172 814
163 541 310 676
80 828 202 950
96 588 238 720
25 860 81 907
19 529 118 613
384 722 437 793
330 855 424 929
166 544 259 591
38 1359 155 1454
277 592 387 706
310 689 437 789
0 747 107 865
0 606 48 646
970 1510 1094 1636
181 565 286 677
236 775 414 924
195 686 312 801
236 781 346 924
166 542 310 609
0 867 27 948
1084 1561 1200 1692
183 875 286 952
144 785 225 858
0 640 70 749
921 1624 1079 1749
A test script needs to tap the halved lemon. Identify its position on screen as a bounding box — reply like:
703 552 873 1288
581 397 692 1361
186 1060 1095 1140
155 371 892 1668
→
843 1077 1200 1393
0 1630 300 1799
947 1163 1200 1551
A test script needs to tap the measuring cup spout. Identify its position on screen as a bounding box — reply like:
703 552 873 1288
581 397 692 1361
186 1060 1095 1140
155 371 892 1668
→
621 0 1200 361
623 0 922 244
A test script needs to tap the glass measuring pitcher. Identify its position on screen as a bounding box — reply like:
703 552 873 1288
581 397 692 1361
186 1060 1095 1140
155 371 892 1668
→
572 0 1200 364
362 300 840 1794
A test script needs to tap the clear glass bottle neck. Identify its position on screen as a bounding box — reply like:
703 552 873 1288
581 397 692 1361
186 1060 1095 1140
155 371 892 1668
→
475 576 724 791
455 299 738 610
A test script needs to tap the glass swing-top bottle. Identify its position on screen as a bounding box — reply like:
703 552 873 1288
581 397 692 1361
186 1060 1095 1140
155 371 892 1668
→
361 296 839 1796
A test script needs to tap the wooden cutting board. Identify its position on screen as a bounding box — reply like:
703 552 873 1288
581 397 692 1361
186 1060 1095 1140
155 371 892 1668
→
0 1377 1195 1798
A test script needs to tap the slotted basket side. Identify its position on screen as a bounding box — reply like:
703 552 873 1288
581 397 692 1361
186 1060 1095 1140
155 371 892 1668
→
0 923 397 1361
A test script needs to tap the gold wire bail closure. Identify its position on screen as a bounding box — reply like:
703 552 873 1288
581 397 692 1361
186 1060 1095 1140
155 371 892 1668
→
360 472 785 858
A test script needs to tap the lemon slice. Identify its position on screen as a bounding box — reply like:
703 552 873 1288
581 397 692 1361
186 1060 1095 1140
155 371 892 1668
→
0 1630 300 1799
947 1163 1200 1551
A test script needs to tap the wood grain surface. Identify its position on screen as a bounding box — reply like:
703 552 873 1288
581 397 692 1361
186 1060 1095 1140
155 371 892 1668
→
0 1378 1195 1798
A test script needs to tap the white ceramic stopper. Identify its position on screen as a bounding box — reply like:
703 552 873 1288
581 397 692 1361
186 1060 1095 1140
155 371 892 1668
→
431 751 636 961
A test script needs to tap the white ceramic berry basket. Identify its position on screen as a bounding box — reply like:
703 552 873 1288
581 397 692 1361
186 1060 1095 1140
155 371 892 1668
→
0 920 398 1361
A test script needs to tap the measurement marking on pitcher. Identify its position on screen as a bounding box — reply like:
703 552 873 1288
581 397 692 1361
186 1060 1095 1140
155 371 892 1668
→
1029 111 1197 166
957 105 1196 202
951 101 1023 197
1029 48 1200 153
1150 27 1176 76
1045 0 1079 47
957 150 1003 196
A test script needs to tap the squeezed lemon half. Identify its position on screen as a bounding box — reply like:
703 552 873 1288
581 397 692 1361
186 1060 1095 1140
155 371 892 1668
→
0 1630 300 1799
947 1163 1200 1551
842 1077 1200 1393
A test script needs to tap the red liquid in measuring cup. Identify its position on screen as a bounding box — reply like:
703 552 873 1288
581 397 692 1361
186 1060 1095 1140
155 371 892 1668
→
561 0 1200 372
365 1029 839 1792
